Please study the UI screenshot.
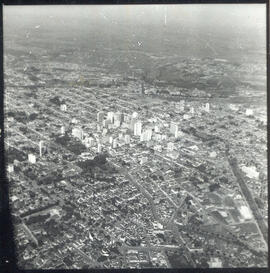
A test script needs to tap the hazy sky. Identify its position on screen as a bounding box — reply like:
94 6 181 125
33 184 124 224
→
4 4 266 31
3 4 266 61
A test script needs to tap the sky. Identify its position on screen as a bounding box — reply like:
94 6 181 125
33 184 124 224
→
3 4 266 31
3 4 266 62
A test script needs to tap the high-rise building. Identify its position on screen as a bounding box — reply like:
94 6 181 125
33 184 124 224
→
72 127 83 141
71 118 78 124
167 142 174 152
146 129 152 141
175 130 184 138
190 107 195 114
7 164 14 173
97 112 104 123
130 117 137 132
229 104 239 111
97 124 102 132
102 128 108 136
132 112 139 119
205 103 210 113
109 136 114 144
154 125 160 133
89 138 95 147
114 112 123 125
140 131 146 142
140 157 147 164
154 145 162 152
97 143 102 153
180 100 185 105
162 134 167 140
209 257 222 268
112 139 118 149
246 109 253 116
140 129 152 142
124 114 130 122
103 119 111 128
39 141 44 157
28 154 36 164
60 104 67 111
114 120 121 128
141 82 145 95
61 126 65 135
170 122 178 136
107 112 114 123
85 137 95 147
179 100 185 112
125 134 131 144
154 134 162 141
134 121 142 136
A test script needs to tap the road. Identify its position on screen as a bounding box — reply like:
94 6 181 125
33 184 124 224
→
228 156 268 247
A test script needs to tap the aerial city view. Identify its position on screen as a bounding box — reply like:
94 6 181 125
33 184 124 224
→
4 4 267 269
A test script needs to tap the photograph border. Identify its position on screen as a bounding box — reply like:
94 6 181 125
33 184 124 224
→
0 1 268 273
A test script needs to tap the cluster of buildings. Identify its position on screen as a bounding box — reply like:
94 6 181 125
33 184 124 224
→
4 50 268 269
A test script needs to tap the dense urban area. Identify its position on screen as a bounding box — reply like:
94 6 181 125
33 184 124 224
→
4 5 268 269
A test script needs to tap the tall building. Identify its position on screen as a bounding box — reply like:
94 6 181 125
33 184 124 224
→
125 134 131 144
141 82 145 95
97 143 102 153
102 128 108 136
60 126 65 135
179 100 185 112
114 112 123 125
89 137 95 147
130 117 137 132
112 139 118 149
154 125 160 133
208 257 222 268
97 112 104 123
167 142 174 152
190 107 195 114
103 119 111 128
170 122 178 136
107 112 114 123
154 134 162 141
71 118 78 124
140 131 146 142
114 120 121 128
97 124 102 132
109 136 114 144
229 104 239 111
140 129 152 142
85 137 95 147
175 130 184 138
7 164 14 173
146 129 152 141
205 103 210 113
132 112 139 119
39 141 44 157
140 157 147 164
60 104 67 111
246 109 253 116
134 121 142 136
72 127 83 141
124 114 130 122
162 134 167 140
28 154 36 164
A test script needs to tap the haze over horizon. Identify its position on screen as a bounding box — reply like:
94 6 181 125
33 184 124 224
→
4 4 266 62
